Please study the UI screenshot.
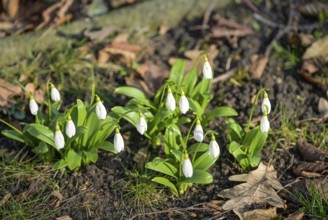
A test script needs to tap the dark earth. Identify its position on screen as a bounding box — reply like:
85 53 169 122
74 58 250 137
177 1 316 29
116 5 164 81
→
0 0 327 219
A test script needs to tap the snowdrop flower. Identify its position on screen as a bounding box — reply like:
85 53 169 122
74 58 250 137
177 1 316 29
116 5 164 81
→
166 87 176 111
193 119 204 142
29 94 38 115
209 134 220 158
260 112 270 133
95 95 107 120
182 154 193 178
179 90 189 114
202 55 213 79
54 123 65 149
65 115 76 138
114 128 124 153
50 83 60 102
261 92 271 114
136 113 147 135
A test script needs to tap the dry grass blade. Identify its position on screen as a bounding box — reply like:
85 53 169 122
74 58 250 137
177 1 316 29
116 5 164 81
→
218 163 285 219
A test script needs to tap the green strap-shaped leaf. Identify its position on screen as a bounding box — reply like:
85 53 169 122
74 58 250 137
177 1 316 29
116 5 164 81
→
2 130 25 143
26 124 55 148
193 151 217 170
71 99 87 127
32 142 49 154
168 59 185 87
205 106 238 122
188 98 203 117
183 68 198 97
83 149 98 163
52 159 67 170
66 149 82 170
226 118 245 142
145 157 178 179
187 143 208 154
152 177 179 196
180 169 213 184
98 141 116 153
115 86 155 109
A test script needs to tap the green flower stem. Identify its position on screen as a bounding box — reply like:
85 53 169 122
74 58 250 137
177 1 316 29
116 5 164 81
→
46 79 52 118
191 51 207 69
184 117 198 144
0 119 23 135
90 83 96 106
191 130 212 162
246 88 267 131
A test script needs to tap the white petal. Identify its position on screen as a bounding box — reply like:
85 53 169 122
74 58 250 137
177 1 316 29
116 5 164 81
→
29 99 38 115
179 95 189 114
166 93 176 111
96 102 107 120
182 158 193 178
137 116 147 135
260 115 270 132
203 61 213 79
261 97 271 114
55 130 65 149
51 87 61 101
114 133 124 153
193 124 204 142
209 140 220 158
65 120 76 138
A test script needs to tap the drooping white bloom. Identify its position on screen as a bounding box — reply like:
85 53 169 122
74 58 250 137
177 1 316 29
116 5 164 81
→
193 119 204 142
136 113 147 135
261 92 271 114
166 87 176 111
182 155 193 178
209 134 220 158
260 114 270 133
54 123 65 149
50 84 60 102
202 55 213 79
95 96 107 120
114 128 124 153
65 115 76 138
29 95 38 115
179 91 189 114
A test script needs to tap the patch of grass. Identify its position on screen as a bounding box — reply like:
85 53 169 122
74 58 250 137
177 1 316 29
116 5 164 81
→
0 149 60 220
114 167 164 215
295 184 328 219
273 42 301 69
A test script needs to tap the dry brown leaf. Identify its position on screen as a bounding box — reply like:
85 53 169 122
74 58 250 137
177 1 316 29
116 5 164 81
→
2 0 20 18
318 98 328 115
293 161 327 178
242 207 277 220
0 78 22 107
25 83 45 103
218 163 285 219
303 36 328 60
296 139 328 162
0 21 14 30
112 33 129 44
56 216 72 220
286 211 304 220
249 54 269 79
84 27 117 42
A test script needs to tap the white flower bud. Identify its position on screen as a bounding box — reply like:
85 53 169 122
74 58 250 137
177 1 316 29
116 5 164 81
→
182 155 193 178
29 96 38 115
95 96 107 120
202 56 213 79
54 123 65 149
209 135 220 158
179 92 189 114
166 87 176 111
261 92 271 114
114 128 124 153
193 119 204 142
65 116 76 138
260 114 270 133
136 114 147 135
50 84 60 101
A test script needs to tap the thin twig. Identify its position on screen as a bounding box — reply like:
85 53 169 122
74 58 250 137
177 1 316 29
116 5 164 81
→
212 67 237 84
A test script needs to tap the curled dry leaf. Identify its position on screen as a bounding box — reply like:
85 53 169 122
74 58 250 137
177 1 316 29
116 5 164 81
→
286 211 304 220
296 139 328 162
249 54 269 79
0 78 22 107
243 207 277 220
292 161 327 178
303 35 328 60
218 163 285 220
